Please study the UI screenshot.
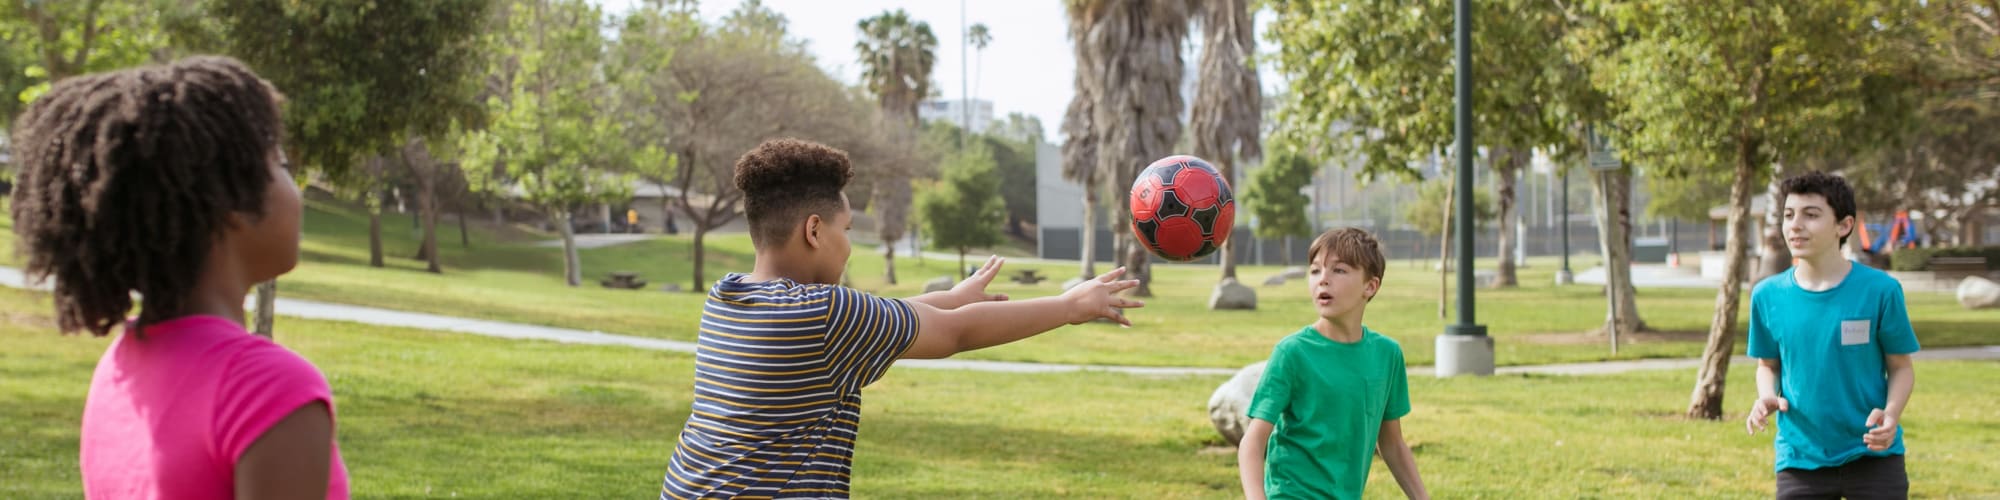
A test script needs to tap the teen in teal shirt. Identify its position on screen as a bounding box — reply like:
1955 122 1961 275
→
1240 228 1427 500
1746 172 1918 499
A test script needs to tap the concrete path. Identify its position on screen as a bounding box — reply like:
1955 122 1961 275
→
1576 263 1725 289
535 233 656 249
1 266 1991 378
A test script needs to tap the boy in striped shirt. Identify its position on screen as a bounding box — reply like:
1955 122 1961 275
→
661 138 1144 499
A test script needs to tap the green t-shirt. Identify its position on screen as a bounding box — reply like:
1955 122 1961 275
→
1247 326 1411 500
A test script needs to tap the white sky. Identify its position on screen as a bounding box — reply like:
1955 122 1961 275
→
591 0 1283 140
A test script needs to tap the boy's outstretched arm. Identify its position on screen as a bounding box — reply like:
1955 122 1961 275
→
907 255 1011 311
900 268 1142 359
1238 418 1274 500
1376 419 1429 500
1864 354 1915 451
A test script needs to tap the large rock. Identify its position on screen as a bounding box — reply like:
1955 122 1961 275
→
923 276 954 293
1958 276 2000 309
1278 267 1308 281
1210 278 1258 310
1208 361 1268 446
1262 274 1288 287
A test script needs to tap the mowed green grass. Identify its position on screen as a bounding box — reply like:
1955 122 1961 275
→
3 287 1995 498
2 196 1995 369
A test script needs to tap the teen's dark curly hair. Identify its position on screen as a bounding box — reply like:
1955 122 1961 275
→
734 138 853 249
8 56 285 336
1779 171 1858 246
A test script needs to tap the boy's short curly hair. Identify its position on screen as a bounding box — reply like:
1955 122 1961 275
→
1778 171 1857 246
8 56 285 336
735 138 853 249
1307 227 1387 288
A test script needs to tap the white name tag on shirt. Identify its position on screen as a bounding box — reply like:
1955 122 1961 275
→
1840 320 1871 346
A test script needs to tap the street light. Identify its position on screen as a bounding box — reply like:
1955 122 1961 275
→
1437 0 1494 377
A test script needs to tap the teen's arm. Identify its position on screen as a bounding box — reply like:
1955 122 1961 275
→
1377 419 1430 500
900 268 1141 359
1865 354 1915 451
1747 358 1788 435
907 255 1010 311
1238 418 1274 500
235 402 332 500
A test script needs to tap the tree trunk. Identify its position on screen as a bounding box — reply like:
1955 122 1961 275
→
884 245 898 285
253 280 277 338
557 210 581 287
958 249 968 280
368 188 385 268
1688 138 1764 420
1081 190 1098 278
692 227 708 291
1119 231 1153 297
1592 167 1645 342
1755 164 1792 282
459 211 471 248
1493 147 1521 288
419 183 441 273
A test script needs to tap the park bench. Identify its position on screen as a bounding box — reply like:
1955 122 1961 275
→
601 271 648 290
1011 268 1047 285
1929 256 1989 282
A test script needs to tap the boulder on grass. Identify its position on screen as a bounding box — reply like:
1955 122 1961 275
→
1958 276 2000 309
1207 361 1267 446
923 276 954 293
1210 278 1257 310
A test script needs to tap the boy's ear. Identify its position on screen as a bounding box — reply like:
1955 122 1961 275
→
1839 215 1855 240
1365 277 1381 301
803 213 824 250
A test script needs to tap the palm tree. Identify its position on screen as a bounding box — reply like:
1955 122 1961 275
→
968 23 991 115
1066 0 1195 297
856 9 936 285
1190 0 1260 282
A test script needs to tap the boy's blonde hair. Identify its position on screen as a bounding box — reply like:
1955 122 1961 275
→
1306 228 1386 284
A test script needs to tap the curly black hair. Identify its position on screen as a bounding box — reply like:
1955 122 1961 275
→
8 56 285 336
1779 171 1857 246
735 138 853 250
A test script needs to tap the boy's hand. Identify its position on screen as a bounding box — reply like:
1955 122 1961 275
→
1061 267 1144 326
1746 395 1789 435
1863 408 1897 451
949 255 1011 307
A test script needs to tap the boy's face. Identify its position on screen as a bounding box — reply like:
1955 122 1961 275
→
1782 192 1850 261
1306 252 1379 321
805 193 853 284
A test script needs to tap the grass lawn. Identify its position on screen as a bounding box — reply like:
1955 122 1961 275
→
2 287 1995 498
2 196 1995 369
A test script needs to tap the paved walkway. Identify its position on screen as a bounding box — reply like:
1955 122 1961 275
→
1 266 1991 377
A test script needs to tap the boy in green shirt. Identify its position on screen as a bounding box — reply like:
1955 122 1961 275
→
1239 228 1428 500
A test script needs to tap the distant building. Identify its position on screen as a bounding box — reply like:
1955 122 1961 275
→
918 98 994 134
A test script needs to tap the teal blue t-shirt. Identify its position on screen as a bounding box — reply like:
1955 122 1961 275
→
1247 327 1410 500
1746 262 1919 472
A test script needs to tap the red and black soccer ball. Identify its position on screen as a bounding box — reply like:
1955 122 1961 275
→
1129 155 1235 262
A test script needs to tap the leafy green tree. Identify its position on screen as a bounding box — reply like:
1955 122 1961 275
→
461 0 630 287
1267 0 1588 288
1242 150 1315 265
210 0 493 272
1579 0 1918 419
919 142 1007 279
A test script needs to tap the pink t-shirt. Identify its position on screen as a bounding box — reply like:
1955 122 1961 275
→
80 315 349 499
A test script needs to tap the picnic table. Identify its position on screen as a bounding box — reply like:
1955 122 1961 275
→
1011 268 1046 285
601 271 648 290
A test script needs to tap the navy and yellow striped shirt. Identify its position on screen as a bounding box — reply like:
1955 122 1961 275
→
661 273 918 499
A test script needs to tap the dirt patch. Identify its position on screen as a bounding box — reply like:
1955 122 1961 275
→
1518 329 1709 345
